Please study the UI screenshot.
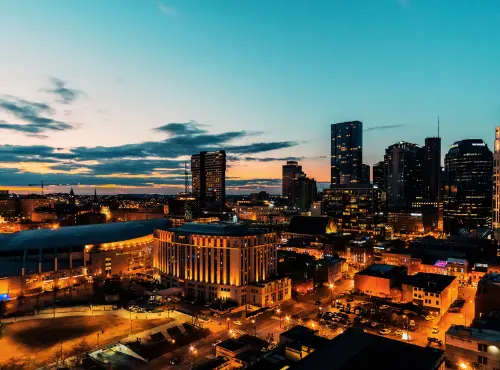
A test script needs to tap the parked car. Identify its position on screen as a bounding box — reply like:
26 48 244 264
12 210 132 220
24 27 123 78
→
431 326 439 334
379 305 389 310
427 337 443 346
371 321 379 328
425 316 435 321
233 320 243 326
409 320 416 331
394 329 403 336
380 328 391 335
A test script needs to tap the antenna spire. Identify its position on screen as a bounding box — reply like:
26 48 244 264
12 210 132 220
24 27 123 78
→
438 116 440 138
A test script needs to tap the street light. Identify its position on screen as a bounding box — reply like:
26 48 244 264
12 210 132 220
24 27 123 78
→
276 308 282 328
285 315 290 330
252 319 257 337
227 317 230 330
190 346 197 370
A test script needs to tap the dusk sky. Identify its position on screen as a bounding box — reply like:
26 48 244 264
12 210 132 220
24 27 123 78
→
1 0 499 194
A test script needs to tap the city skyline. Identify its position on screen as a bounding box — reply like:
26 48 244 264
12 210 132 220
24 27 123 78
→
1 0 499 194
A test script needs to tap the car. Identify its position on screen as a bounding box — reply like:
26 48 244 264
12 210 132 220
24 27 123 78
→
449 307 461 313
379 305 389 310
212 340 222 347
371 321 379 328
394 329 403 336
431 326 440 334
170 356 183 365
425 316 435 321
314 301 321 306
360 319 369 324
427 337 443 346
380 328 391 335
233 320 243 326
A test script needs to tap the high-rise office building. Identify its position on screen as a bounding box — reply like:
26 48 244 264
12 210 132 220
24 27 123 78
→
423 137 442 202
361 164 371 185
191 150 226 211
493 127 500 229
444 139 493 232
282 160 302 197
373 161 387 192
331 121 363 185
288 171 317 210
385 142 423 208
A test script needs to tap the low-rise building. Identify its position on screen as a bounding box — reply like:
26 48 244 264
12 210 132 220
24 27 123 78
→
404 272 458 315
475 273 500 320
445 325 500 370
354 264 407 298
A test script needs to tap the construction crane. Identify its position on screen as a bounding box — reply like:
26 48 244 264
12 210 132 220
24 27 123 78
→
28 181 79 195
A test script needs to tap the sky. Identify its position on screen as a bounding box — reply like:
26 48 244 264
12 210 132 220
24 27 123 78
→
0 0 499 195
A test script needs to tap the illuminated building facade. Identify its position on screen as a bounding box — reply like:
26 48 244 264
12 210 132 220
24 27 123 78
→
288 171 317 210
446 325 500 370
444 139 493 232
153 222 291 306
191 150 226 211
322 185 384 235
0 218 171 299
361 163 370 185
331 121 363 186
494 127 500 229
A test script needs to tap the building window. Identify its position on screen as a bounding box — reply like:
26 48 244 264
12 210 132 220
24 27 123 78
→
478 356 488 365
435 301 439 305
478 343 488 352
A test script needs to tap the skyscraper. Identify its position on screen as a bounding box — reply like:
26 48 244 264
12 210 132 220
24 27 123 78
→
191 150 226 211
331 121 363 186
385 142 423 208
422 137 442 202
444 139 492 232
373 161 387 192
282 160 302 197
361 163 371 185
288 171 317 210
493 127 500 229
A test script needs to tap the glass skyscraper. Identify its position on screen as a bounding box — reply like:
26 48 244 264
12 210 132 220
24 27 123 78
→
330 121 363 186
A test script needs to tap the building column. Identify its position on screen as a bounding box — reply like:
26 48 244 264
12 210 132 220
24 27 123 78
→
54 247 58 272
38 248 42 274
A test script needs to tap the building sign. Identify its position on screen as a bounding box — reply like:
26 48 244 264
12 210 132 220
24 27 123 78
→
434 260 448 268
472 143 486 146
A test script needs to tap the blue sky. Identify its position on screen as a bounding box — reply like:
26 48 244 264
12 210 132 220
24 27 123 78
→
0 0 499 194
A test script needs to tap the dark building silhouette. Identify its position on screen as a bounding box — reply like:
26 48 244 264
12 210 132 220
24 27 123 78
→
361 163 370 185
282 160 302 197
288 171 317 210
385 142 423 208
191 150 226 211
331 121 363 186
373 161 387 192
444 139 492 232
422 137 442 202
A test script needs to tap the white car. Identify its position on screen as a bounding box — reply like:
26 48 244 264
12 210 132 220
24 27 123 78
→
425 316 435 321
212 340 222 347
394 329 403 336
380 328 391 335
379 305 389 310
431 326 440 334
233 320 243 326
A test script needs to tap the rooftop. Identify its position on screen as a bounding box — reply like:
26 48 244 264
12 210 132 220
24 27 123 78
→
410 272 456 293
280 325 317 341
217 338 248 353
446 325 500 344
480 273 500 285
169 222 265 236
286 216 330 236
290 328 444 370
0 218 172 251
357 264 403 278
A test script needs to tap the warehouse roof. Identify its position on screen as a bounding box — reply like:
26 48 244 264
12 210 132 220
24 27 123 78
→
0 218 171 251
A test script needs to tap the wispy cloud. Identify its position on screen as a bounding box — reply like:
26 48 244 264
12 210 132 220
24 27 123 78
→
0 95 75 137
397 0 410 7
44 77 84 104
158 1 177 15
364 124 406 132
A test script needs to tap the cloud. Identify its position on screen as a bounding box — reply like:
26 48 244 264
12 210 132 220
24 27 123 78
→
44 77 84 104
153 121 208 136
0 96 75 137
364 124 406 132
397 0 410 7
236 155 326 162
158 1 176 15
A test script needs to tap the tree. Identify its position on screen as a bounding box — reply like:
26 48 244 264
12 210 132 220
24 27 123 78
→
66 339 91 368
0 357 26 370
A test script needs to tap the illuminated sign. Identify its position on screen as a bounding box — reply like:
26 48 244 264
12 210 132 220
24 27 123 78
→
475 263 488 268
450 144 458 149
472 143 486 146
410 213 422 217
434 260 448 268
